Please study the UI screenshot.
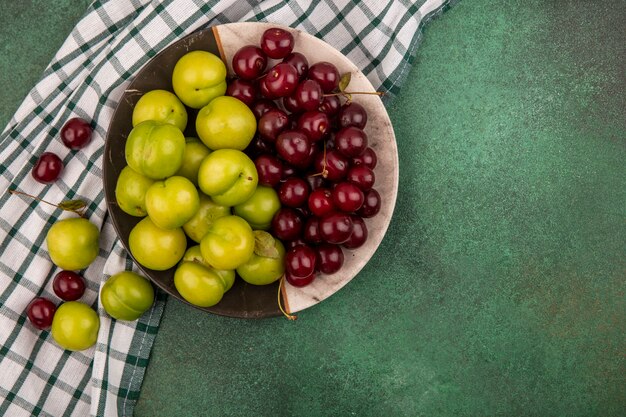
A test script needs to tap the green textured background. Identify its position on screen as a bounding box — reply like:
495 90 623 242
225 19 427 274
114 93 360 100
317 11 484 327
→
1 1 624 416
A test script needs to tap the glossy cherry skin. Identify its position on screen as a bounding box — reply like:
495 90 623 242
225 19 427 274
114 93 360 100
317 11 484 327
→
318 95 341 116
258 109 290 142
303 217 323 244
338 102 368 129
275 130 312 167
335 126 368 157
232 45 267 80
316 244 344 274
350 147 377 169
32 152 63 184
357 188 381 218
295 79 323 112
251 99 277 120
297 111 330 142
319 212 353 244
271 207 303 241
332 182 365 213
261 28 295 59
313 149 349 181
279 177 310 208
308 188 335 217
308 61 340 92
226 78 258 106
61 118 93 150
255 154 283 187
52 270 86 301
282 52 309 79
342 216 368 249
285 270 316 287
285 244 317 278
26 297 56 330
346 165 375 191
264 63 299 98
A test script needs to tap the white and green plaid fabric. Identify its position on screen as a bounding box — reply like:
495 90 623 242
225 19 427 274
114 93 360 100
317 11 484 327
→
0 0 453 415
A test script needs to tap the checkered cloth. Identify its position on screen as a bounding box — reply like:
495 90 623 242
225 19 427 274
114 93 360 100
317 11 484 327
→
0 0 453 415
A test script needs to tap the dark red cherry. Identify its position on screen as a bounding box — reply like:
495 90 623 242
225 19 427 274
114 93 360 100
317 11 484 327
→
261 28 295 59
232 45 267 80
61 118 93 150
26 297 56 330
32 152 63 184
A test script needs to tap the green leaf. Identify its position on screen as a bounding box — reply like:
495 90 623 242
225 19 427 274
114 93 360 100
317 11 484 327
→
59 199 87 211
254 231 280 259
338 72 352 92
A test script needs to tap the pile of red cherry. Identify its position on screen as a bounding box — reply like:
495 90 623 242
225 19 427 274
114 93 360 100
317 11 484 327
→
228 27 382 288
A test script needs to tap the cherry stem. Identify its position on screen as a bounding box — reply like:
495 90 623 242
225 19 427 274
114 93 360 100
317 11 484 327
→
311 140 329 178
278 276 297 320
7 189 86 217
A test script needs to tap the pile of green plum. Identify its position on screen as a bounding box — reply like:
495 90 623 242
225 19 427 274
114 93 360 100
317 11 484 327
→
116 49 285 309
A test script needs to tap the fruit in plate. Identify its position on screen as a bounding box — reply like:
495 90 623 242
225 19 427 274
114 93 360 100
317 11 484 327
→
182 194 230 243
197 149 258 206
125 120 186 179
200 215 254 270
115 166 155 217
100 271 155 321
237 231 285 285
233 185 281 230
144 176 199 229
182 245 235 291
46 217 99 270
129 217 186 271
174 137 211 186
172 50 227 109
174 262 225 307
195 96 256 150
51 301 99 351
132 89 188 131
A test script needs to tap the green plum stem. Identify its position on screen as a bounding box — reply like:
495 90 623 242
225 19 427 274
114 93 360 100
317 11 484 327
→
8 189 86 217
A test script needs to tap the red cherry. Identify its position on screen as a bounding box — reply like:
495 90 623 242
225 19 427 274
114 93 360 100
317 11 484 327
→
61 118 93 150
32 152 63 184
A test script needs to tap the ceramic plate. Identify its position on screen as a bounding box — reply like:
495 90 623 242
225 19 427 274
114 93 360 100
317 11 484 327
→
103 22 398 318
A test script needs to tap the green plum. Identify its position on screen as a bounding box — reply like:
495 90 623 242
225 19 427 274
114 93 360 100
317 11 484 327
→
115 166 155 217
125 120 186 179
197 149 258 206
174 262 225 307
195 96 256 150
200 215 254 270
129 217 186 271
46 217 99 271
172 50 227 109
182 193 230 243
51 301 99 351
132 89 187 131
233 185 281 230
100 271 155 321
145 176 200 229
182 245 235 291
174 137 211 186
237 231 286 285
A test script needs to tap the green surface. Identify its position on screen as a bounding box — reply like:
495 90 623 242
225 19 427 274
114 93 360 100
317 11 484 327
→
1 0 625 416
